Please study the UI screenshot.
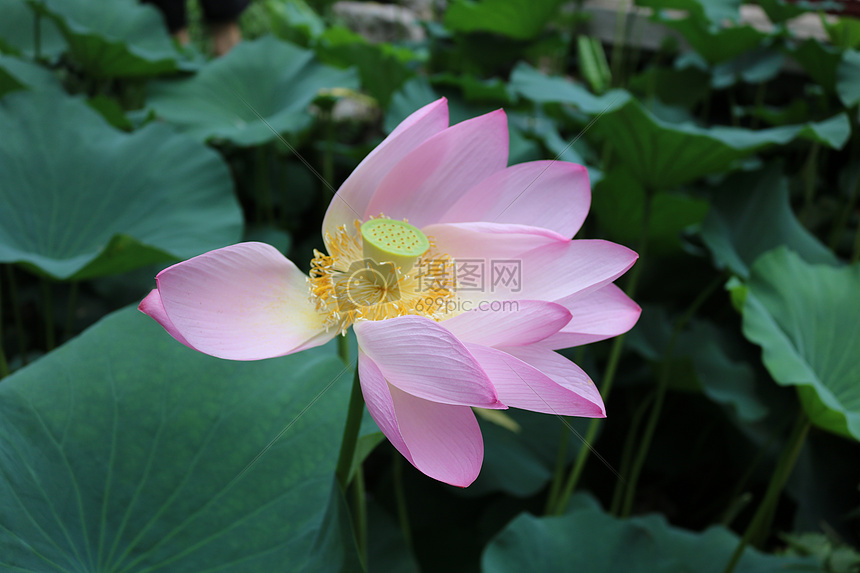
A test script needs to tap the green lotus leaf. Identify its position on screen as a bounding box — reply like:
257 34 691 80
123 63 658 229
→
483 500 821 572
0 53 62 97
701 163 838 278
444 0 565 40
511 63 850 190
0 91 242 280
742 248 860 440
837 49 860 107
0 0 65 60
0 307 360 571
30 0 188 78
146 36 359 146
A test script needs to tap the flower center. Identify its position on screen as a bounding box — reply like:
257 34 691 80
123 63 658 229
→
361 218 430 274
309 218 456 334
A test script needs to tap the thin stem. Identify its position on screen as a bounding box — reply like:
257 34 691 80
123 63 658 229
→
610 391 654 515
551 332 627 515
64 281 79 342
5 267 26 366
41 278 55 351
349 465 368 570
722 412 811 573
543 424 571 513
392 455 413 551
801 142 821 227
334 367 368 568
620 273 725 517
335 368 365 489
609 0 628 87
337 334 350 365
750 82 766 130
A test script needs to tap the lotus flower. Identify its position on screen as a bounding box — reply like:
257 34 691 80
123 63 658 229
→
140 98 640 487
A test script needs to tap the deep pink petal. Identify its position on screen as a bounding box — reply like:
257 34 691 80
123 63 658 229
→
422 222 567 261
437 161 591 238
139 289 191 348
365 110 509 227
148 242 333 360
467 344 604 417
359 352 483 487
354 315 503 408
322 98 449 239
441 300 571 347
538 284 642 349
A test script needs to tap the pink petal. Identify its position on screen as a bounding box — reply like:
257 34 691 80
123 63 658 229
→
437 161 591 238
466 344 605 417
538 283 642 349
353 315 503 408
441 300 571 347
422 222 568 261
359 352 483 487
146 242 333 360
139 289 191 348
365 110 509 228
322 98 449 239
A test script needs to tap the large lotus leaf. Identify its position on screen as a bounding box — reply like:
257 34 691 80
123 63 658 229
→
0 307 360 571
789 39 843 93
657 18 766 64
30 0 187 78
742 248 860 441
0 0 65 60
837 49 860 107
0 91 242 280
511 63 850 189
700 164 838 278
146 36 359 146
711 46 784 89
482 502 821 572
444 0 565 40
0 53 62 97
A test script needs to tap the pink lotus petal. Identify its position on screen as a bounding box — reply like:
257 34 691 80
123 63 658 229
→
359 352 483 487
441 300 571 347
438 161 591 238
538 283 642 349
147 242 333 360
322 98 449 239
467 344 605 417
365 110 509 228
503 345 605 415
422 222 568 261
450 238 637 304
139 289 191 348
354 315 504 408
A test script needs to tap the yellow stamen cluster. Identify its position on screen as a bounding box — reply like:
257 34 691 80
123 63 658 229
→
309 219 457 334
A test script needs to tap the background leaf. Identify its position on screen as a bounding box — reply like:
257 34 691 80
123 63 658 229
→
741 248 860 440
146 36 359 145
482 496 821 572
0 91 242 279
